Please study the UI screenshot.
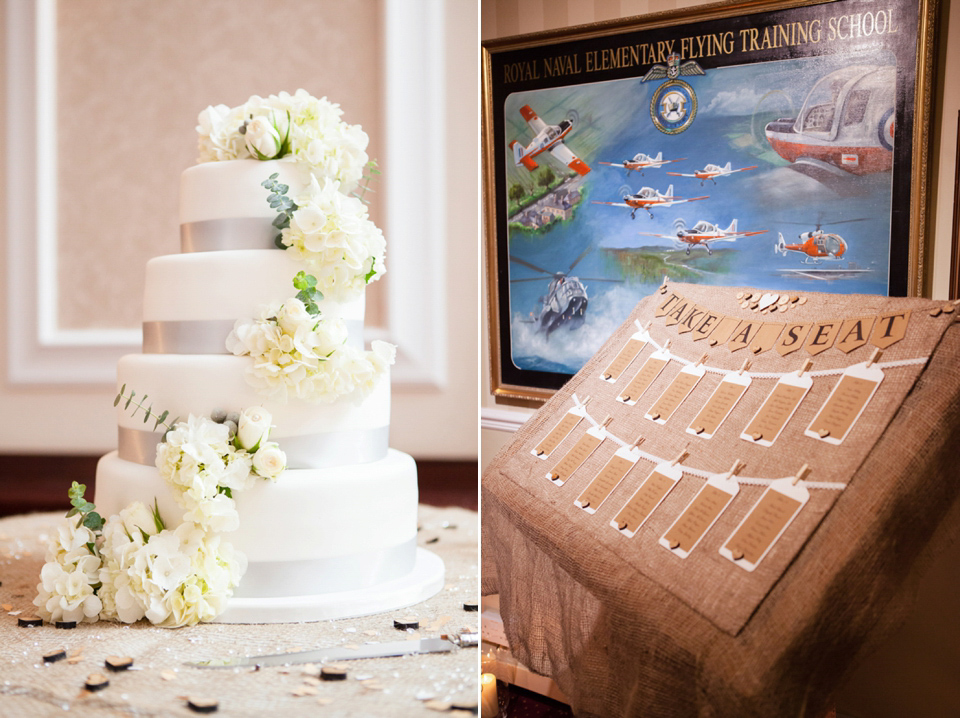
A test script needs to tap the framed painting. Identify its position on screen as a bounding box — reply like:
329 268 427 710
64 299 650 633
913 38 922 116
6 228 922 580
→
482 0 939 401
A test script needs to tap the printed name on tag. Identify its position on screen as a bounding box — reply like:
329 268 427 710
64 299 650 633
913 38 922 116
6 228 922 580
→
531 406 585 460
546 425 606 486
721 476 809 571
687 369 751 439
805 359 884 444
617 347 671 406
611 461 683 538
575 444 643 514
646 361 705 424
600 335 647 383
740 363 813 447
660 463 742 559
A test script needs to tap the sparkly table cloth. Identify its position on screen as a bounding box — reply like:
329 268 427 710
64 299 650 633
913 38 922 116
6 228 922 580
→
0 505 478 717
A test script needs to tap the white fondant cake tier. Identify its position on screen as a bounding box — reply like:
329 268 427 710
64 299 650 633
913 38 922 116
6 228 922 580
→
116 354 389 470
181 158 309 224
95 449 420 603
143 250 364 324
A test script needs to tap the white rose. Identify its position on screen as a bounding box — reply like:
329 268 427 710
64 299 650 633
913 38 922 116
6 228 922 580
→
118 500 159 540
236 407 272 451
252 442 286 480
244 116 283 159
278 298 312 335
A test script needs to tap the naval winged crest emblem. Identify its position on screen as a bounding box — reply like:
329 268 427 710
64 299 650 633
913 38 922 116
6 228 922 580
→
641 54 706 83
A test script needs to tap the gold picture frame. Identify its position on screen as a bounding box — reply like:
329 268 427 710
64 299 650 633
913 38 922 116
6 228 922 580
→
483 0 940 402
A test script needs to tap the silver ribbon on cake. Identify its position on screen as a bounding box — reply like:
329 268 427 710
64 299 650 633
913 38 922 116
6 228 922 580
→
142 320 364 354
181 217 278 253
118 425 389 468
231 537 418 598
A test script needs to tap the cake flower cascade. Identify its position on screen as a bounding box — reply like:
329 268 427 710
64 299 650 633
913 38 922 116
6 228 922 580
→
226 271 395 404
197 89 370 194
33 403 287 627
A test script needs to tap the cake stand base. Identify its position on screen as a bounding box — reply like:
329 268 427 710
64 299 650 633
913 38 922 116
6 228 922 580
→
213 548 446 624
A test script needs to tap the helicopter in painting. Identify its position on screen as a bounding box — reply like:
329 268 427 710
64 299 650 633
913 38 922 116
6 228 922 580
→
510 250 621 339
775 217 868 263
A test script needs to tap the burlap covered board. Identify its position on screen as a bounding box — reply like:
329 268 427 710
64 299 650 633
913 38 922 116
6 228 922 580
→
482 282 960 717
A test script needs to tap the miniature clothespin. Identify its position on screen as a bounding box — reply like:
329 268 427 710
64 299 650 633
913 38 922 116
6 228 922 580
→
670 445 690 466
727 459 746 477
630 436 645 451
599 415 613 429
695 353 708 367
797 358 813 377
791 463 811 486
662 339 672 352
867 348 882 368
580 395 591 408
738 358 752 375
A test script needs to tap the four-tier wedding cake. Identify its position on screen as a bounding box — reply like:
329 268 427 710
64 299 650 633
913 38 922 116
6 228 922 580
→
33 91 444 626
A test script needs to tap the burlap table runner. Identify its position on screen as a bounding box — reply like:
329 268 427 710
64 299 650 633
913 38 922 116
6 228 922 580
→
0 505 478 717
482 282 960 717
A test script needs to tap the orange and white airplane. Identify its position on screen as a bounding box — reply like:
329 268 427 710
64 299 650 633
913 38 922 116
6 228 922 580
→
667 161 757 185
592 184 708 219
639 218 767 255
509 105 590 176
599 152 685 175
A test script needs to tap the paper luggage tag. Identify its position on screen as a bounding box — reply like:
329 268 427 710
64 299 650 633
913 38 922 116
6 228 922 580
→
545 423 607 486
575 443 643 514
617 345 671 406
646 360 705 425
805 358 884 444
721 476 809 572
531 403 588 460
611 460 684 538
660 462 742 559
740 362 813 447
687 367 752 439
599 323 650 383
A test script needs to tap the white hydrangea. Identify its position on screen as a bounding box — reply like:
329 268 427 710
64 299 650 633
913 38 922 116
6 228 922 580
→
98 501 161 623
226 299 394 404
279 176 386 301
155 415 256 533
196 89 370 192
99 517 246 628
33 515 103 624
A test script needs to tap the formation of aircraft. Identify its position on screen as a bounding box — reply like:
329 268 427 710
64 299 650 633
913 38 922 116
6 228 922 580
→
509 104 591 176
504 82 882 346
639 218 767 255
598 152 685 175
591 184 708 219
667 161 758 185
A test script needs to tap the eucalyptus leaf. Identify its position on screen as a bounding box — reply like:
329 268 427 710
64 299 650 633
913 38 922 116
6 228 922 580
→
152 497 165 532
83 512 104 532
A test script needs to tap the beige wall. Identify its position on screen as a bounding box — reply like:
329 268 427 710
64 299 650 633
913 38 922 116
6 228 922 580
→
0 0 479 460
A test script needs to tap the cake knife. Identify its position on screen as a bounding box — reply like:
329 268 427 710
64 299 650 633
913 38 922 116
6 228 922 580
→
188 636 469 668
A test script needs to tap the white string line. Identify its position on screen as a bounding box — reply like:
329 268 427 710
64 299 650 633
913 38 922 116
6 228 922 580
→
571 393 848 491
630 322 929 378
